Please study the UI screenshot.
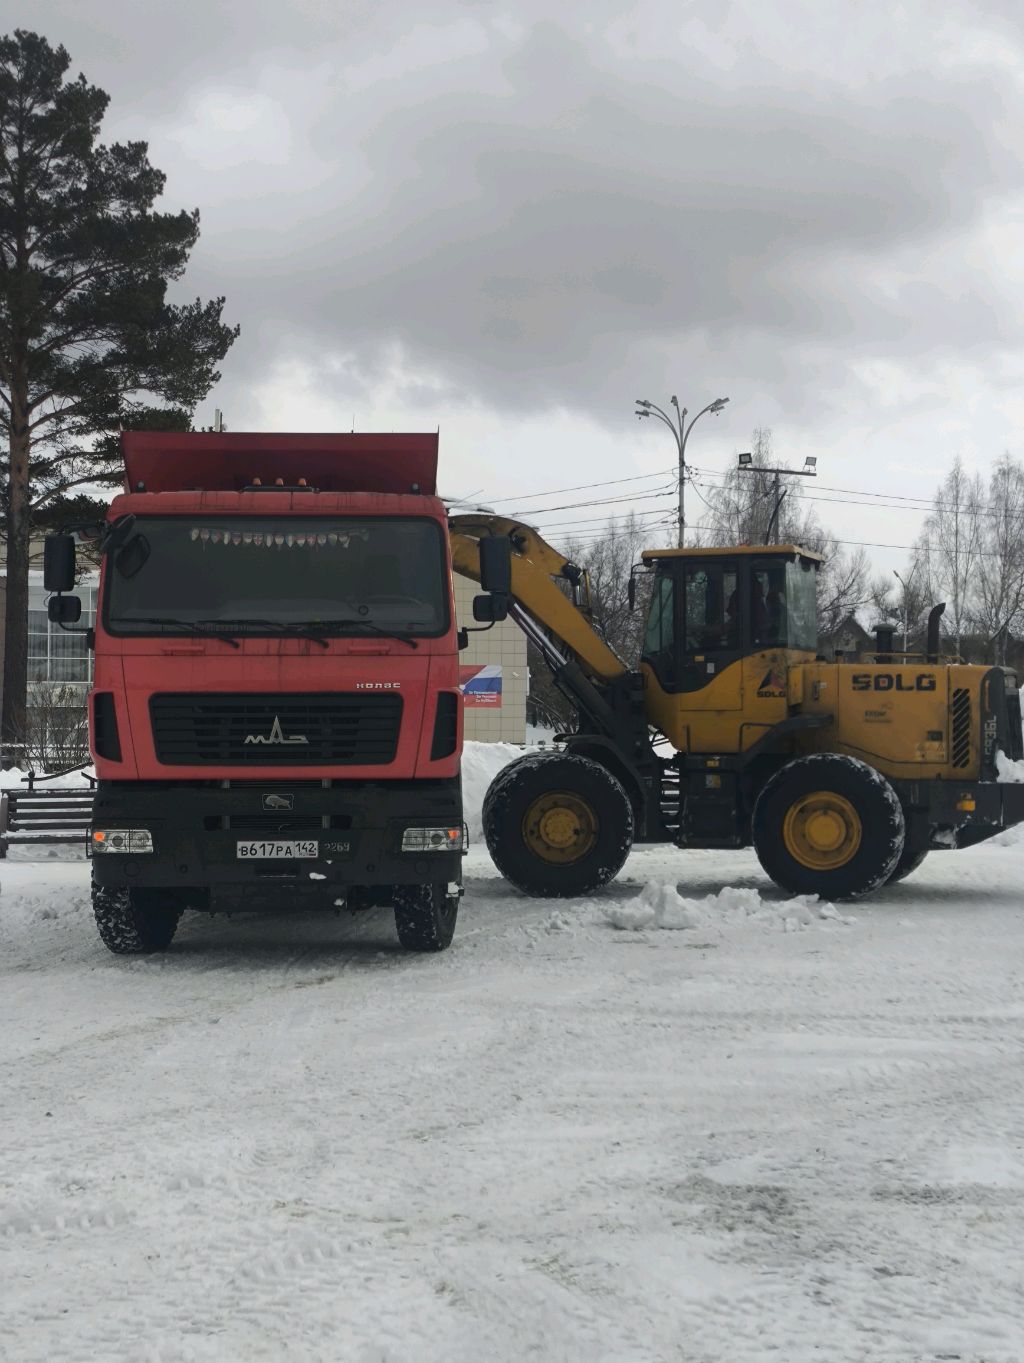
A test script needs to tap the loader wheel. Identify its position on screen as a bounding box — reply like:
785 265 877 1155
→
92 882 183 954
393 883 459 953
753 754 905 900
482 752 633 897
887 822 930 884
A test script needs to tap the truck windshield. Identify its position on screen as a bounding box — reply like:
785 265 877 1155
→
104 516 449 638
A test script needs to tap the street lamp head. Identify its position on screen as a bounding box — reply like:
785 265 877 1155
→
710 397 730 412
670 395 679 407
635 399 650 407
635 409 650 420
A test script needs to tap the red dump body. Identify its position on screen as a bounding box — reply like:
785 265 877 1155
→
120 431 440 496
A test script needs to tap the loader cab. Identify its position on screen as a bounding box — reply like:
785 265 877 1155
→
638 547 821 736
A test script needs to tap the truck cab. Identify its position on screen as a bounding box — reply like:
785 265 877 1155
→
46 432 508 954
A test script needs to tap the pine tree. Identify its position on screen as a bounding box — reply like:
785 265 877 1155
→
0 30 238 747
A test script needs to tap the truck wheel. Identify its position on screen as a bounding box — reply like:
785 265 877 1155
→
92 883 183 954
482 752 634 897
393 883 459 952
752 754 905 900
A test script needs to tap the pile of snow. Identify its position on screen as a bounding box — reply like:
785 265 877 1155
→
462 741 525 842
605 880 852 934
996 749 1024 783
0 764 94 789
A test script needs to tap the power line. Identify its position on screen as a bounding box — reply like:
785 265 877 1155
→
483 466 676 506
504 485 677 517
690 464 1024 521
526 508 676 534
675 519 1020 560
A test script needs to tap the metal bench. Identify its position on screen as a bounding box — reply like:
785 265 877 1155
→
0 775 96 858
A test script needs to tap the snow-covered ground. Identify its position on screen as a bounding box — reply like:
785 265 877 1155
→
3 746 1024 1362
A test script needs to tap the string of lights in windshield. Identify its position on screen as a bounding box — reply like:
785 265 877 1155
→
187 527 369 548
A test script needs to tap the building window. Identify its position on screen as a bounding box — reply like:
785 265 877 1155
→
27 582 96 693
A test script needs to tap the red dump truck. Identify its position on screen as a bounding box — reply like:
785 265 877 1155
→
43 431 511 955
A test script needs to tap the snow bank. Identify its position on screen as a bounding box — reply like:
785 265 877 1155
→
996 749 1024 783
605 880 852 934
0 764 94 789
462 741 525 842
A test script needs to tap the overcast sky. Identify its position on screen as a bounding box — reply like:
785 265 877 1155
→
16 0 1024 570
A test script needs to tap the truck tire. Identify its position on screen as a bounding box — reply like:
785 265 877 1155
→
92 883 183 954
482 751 633 897
393 883 459 952
752 754 905 900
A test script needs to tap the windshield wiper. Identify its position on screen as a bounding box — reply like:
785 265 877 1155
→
305 619 420 649
200 618 330 650
117 617 241 648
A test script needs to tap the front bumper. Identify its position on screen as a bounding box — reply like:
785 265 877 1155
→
896 777 1024 847
90 777 464 892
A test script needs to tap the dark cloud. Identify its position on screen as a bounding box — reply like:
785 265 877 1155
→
17 2 1024 442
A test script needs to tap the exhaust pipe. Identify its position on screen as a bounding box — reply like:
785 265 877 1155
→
874 625 895 663
927 602 946 663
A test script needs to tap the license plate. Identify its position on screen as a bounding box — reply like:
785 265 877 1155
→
236 840 319 859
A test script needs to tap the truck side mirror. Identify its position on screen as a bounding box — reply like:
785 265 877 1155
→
44 535 76 593
479 537 512 594
48 595 82 624
473 592 509 623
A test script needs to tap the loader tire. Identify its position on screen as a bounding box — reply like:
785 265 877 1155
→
93 882 183 954
752 754 905 901
393 883 459 952
482 751 633 897
887 830 930 884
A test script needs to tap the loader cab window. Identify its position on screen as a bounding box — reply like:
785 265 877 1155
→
688 565 739 652
786 558 818 652
642 560 740 693
749 564 786 648
748 558 817 651
642 573 675 688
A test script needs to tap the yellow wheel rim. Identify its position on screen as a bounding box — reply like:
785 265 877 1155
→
782 791 862 871
522 791 598 865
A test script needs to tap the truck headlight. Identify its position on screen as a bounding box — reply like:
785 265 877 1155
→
401 825 466 852
93 829 154 853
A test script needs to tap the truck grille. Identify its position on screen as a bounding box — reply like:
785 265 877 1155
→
150 693 402 766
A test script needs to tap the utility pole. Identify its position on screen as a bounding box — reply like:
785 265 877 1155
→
635 394 729 547
737 452 817 544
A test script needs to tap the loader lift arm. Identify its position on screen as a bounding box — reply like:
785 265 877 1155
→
449 514 627 683
449 514 661 829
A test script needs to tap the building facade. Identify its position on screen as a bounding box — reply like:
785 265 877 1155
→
453 572 527 743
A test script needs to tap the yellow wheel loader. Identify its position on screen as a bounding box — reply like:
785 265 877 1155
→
452 515 1024 901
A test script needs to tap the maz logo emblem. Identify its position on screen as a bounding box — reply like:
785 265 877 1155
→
244 715 309 746
262 794 294 810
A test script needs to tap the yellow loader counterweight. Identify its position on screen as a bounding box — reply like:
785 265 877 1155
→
450 517 1024 901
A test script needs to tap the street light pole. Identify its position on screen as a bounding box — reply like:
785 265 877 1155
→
635 394 729 547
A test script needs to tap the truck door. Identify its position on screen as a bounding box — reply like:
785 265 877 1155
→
676 559 743 711
641 559 743 751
